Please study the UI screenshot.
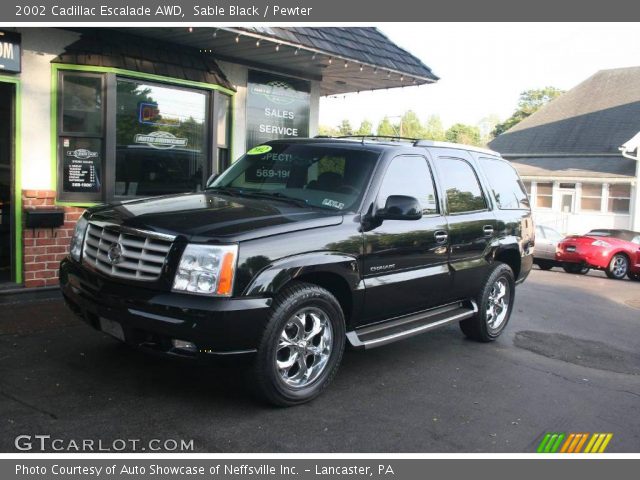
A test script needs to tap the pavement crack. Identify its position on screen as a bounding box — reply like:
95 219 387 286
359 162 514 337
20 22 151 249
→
0 389 58 420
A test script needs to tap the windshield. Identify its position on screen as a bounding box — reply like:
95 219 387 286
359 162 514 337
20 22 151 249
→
209 143 380 211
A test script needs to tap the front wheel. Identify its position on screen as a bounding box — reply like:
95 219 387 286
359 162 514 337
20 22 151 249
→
251 282 345 406
460 263 515 342
536 260 554 271
606 254 629 280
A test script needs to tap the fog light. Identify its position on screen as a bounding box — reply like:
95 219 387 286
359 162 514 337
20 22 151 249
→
171 339 197 352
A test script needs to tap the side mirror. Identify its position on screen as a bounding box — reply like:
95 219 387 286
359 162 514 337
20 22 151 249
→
377 195 422 221
205 173 219 188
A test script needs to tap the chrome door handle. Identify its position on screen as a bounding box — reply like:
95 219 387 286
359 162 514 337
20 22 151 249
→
434 230 448 244
483 225 494 236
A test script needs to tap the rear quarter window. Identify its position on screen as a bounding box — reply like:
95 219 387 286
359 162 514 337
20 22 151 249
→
479 157 530 210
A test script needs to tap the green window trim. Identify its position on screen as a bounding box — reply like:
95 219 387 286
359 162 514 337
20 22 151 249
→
0 75 22 284
50 63 236 207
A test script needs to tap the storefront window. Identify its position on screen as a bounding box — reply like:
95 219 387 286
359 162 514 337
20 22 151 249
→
56 69 230 203
115 79 208 197
58 72 104 201
580 183 602 211
607 184 631 213
536 182 553 208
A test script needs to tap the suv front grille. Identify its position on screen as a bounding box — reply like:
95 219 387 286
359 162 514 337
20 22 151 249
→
83 223 174 281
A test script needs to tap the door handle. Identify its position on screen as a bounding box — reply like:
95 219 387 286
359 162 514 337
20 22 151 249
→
434 230 448 244
483 225 494 236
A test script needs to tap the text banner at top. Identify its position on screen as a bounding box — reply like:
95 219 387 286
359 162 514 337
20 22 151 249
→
4 0 640 22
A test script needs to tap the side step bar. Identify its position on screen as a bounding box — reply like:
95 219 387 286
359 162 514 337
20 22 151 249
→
346 300 478 349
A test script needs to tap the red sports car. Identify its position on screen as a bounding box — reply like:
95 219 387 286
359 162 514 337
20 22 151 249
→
556 229 640 280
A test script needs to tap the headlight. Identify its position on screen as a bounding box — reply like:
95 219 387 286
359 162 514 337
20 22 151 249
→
172 244 238 296
591 240 610 247
69 215 89 262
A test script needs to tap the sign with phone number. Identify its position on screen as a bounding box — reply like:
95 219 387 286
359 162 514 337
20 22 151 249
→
245 163 291 183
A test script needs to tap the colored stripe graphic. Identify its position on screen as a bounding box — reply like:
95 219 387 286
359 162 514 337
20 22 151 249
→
538 433 613 453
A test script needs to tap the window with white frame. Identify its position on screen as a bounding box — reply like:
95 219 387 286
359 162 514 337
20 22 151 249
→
580 183 603 212
607 184 631 214
536 182 553 208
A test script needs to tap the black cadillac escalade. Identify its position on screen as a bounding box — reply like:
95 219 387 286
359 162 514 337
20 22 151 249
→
60 138 534 406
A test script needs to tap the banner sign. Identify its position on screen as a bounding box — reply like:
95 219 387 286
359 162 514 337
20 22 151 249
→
0 31 21 73
246 70 310 151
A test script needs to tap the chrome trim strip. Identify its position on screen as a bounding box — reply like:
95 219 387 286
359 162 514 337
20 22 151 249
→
86 220 177 242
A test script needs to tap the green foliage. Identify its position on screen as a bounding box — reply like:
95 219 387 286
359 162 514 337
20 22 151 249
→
338 119 353 136
318 125 339 137
399 111 425 138
492 86 564 137
354 119 373 136
376 116 398 136
423 115 446 141
445 123 482 146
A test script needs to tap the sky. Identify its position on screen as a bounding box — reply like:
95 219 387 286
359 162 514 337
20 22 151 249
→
319 23 640 131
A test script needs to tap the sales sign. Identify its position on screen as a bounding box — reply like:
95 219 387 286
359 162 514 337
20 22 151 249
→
246 70 310 151
0 31 21 73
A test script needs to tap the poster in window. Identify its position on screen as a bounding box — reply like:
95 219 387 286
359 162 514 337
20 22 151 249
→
246 70 310 151
62 137 102 193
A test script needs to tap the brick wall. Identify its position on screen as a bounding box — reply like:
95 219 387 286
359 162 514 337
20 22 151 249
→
22 190 85 288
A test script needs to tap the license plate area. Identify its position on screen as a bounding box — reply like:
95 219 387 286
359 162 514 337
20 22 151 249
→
566 245 576 252
99 317 125 342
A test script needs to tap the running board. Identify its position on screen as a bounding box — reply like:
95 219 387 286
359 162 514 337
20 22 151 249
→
347 300 478 349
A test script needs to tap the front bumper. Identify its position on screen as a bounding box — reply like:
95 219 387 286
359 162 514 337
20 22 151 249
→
60 258 271 363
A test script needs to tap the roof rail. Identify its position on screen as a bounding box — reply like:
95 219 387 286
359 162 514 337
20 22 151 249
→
414 140 500 156
314 135 419 143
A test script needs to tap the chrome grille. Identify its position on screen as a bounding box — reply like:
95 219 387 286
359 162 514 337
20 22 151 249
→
83 222 174 281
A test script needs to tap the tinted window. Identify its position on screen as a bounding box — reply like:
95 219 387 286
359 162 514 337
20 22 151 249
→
378 155 438 214
115 78 208 197
439 158 487 214
480 158 529 209
212 144 379 211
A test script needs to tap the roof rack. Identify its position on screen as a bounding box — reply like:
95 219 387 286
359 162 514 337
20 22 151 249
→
313 135 501 156
314 135 418 144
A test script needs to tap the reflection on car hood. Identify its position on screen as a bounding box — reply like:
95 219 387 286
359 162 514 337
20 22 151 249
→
87 192 343 242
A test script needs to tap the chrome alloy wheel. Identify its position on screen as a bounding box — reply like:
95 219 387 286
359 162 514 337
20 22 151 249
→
276 307 333 388
486 277 511 330
612 256 628 277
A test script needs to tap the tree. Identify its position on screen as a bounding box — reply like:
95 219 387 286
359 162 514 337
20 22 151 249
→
423 115 446 141
399 110 425 138
492 87 564 136
354 119 373 136
445 123 482 146
477 114 500 144
377 116 398 136
338 119 353 136
318 124 339 137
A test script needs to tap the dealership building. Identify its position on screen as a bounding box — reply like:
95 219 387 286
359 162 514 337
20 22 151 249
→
0 27 437 289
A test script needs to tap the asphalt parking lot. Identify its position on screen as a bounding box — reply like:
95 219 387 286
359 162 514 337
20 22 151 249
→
1 268 639 453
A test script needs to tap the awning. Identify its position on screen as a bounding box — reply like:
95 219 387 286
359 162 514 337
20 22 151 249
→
113 27 439 95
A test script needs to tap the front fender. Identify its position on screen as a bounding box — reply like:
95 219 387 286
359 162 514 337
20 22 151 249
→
242 252 361 297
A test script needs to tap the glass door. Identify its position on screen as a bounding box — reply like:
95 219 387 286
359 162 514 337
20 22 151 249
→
560 192 575 213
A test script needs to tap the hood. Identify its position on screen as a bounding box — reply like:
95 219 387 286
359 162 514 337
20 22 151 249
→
87 192 343 242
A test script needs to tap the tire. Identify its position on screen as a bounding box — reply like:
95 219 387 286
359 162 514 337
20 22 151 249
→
605 253 629 280
251 282 346 406
628 271 640 281
536 261 553 271
460 263 515 342
563 263 590 275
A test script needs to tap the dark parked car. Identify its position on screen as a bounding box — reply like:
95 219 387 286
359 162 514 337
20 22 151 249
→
557 229 640 280
60 138 534 405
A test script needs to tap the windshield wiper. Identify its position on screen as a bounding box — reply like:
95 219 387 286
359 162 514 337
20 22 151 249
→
242 191 310 208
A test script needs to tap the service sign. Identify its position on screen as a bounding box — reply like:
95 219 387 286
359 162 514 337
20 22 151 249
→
246 70 310 151
0 31 21 73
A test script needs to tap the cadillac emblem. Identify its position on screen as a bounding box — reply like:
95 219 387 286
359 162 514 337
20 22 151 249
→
107 243 124 265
